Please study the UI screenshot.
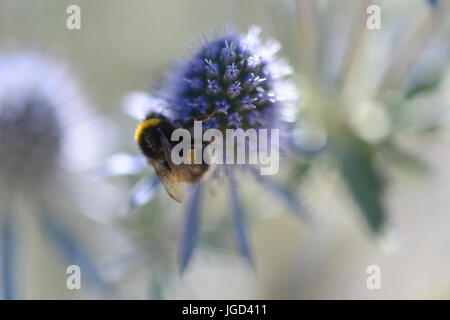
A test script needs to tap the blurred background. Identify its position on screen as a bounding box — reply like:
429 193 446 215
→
0 0 449 299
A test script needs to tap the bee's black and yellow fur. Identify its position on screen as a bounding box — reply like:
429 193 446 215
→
135 113 211 203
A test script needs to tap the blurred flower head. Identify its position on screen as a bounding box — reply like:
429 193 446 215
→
278 0 450 236
0 52 108 299
0 53 96 193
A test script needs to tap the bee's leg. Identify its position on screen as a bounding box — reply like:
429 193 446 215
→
158 128 173 169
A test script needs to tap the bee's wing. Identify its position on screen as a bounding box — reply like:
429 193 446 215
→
149 159 185 203
158 172 185 203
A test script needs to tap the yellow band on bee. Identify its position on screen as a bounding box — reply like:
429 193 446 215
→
135 118 161 142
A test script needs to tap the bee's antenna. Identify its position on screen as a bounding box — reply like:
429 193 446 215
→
183 108 218 128
197 108 218 122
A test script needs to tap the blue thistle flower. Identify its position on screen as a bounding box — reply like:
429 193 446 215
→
159 26 296 130
0 56 62 186
118 27 305 272
0 53 108 298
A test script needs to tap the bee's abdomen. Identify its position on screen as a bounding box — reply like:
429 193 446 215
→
183 163 211 184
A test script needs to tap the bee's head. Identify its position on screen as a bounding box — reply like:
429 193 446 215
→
135 115 161 143
135 114 175 159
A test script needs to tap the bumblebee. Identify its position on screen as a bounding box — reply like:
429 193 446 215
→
135 113 213 203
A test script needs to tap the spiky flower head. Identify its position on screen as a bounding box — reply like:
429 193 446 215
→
118 27 302 272
160 26 296 131
0 53 92 189
0 53 114 300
